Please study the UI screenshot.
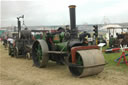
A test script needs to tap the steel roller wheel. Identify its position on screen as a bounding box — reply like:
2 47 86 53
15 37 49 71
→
68 49 105 77
68 52 84 76
32 40 49 68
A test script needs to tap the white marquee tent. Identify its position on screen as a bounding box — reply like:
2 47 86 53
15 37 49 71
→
100 24 128 40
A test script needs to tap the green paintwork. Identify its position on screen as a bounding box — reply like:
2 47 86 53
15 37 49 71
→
35 34 41 39
53 34 60 43
36 44 42 61
56 42 68 51
60 32 65 39
42 33 46 40
77 55 83 65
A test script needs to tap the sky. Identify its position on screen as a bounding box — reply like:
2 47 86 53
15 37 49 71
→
1 0 128 27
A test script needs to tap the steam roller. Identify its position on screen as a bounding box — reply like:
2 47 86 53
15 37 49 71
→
32 5 105 77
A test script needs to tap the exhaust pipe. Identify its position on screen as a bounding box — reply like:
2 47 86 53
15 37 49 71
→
69 5 76 30
17 17 21 39
69 5 77 39
17 15 24 39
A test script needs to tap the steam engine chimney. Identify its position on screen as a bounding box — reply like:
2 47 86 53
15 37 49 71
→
69 5 76 30
69 5 77 39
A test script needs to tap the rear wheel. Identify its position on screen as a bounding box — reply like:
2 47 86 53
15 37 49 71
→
8 44 14 57
33 44 42 65
32 40 49 68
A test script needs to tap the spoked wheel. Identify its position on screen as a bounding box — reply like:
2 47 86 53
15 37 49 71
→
68 49 105 77
34 44 43 65
8 44 14 57
32 40 49 68
9 47 14 57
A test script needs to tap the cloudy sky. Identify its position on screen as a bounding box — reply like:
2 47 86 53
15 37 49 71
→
1 0 128 27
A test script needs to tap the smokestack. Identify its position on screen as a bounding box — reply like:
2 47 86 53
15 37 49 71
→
17 17 21 39
69 5 76 30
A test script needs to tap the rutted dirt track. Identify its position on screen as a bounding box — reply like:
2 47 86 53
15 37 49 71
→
0 43 128 85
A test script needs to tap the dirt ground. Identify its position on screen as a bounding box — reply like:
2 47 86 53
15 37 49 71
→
0 43 128 85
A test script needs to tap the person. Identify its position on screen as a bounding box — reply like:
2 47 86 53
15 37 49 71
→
7 37 14 45
0 37 2 42
79 31 90 40
109 35 115 48
57 27 65 32
7 37 14 55
3 36 8 48
79 31 91 45
65 25 70 32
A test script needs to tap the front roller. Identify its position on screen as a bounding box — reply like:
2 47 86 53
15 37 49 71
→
32 40 49 67
69 46 105 77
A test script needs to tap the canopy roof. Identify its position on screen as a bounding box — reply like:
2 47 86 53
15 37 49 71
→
101 24 122 29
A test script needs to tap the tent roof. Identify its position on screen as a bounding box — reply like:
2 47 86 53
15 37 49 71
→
101 24 122 30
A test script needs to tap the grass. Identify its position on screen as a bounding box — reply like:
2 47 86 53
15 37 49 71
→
103 46 128 72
